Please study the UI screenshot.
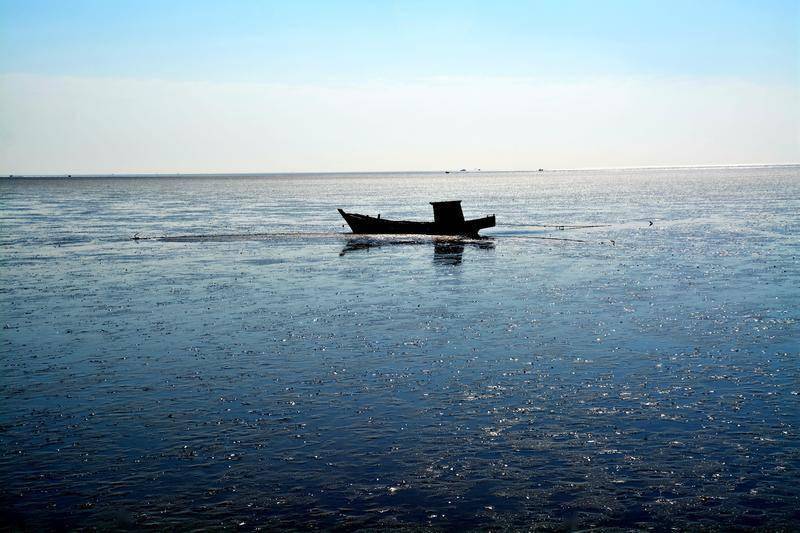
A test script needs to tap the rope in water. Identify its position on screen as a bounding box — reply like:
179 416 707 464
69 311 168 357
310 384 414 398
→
501 223 611 229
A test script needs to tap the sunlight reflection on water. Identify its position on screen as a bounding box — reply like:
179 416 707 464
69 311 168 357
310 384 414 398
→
1 167 798 529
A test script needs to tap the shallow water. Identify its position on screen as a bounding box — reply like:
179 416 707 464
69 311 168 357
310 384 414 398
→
1 167 799 530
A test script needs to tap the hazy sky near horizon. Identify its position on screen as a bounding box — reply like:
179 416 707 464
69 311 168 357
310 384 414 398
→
1 0 798 173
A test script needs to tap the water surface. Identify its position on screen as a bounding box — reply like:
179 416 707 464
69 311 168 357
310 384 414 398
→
1 167 798 529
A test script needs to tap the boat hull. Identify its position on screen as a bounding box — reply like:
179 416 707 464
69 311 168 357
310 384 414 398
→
338 209 495 237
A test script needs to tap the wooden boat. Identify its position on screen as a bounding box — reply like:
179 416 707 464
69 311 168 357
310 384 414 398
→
338 200 495 237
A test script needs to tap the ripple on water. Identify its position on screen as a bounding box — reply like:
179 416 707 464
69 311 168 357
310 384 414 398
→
1 168 799 529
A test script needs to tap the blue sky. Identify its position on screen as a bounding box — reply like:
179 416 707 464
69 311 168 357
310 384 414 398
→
0 1 798 173
2 0 797 83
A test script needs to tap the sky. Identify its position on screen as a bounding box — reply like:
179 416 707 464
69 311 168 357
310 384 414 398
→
0 0 798 174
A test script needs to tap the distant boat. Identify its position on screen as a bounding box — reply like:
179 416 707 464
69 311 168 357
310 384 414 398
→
338 201 495 237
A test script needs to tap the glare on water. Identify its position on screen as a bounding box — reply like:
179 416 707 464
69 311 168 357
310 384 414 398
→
1 167 798 529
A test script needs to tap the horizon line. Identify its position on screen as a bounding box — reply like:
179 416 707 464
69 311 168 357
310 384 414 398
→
3 162 799 179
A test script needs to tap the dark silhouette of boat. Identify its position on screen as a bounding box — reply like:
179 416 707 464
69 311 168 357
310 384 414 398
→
338 201 495 237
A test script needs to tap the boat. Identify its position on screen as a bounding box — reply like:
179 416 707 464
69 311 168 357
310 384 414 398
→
338 200 495 237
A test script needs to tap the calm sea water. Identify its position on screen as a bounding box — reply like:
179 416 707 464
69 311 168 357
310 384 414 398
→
1 167 798 530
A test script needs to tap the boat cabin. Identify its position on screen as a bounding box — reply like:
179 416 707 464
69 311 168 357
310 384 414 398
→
430 200 465 231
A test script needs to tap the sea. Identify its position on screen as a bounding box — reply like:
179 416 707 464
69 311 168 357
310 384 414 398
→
1 166 798 530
